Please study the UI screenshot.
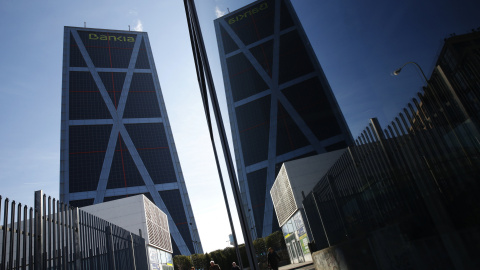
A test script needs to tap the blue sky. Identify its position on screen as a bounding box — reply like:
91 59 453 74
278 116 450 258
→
0 0 479 253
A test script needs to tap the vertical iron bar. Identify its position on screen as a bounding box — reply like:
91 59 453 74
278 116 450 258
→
8 200 16 270
2 198 9 270
105 226 115 270
72 208 81 270
29 208 33 270
57 201 61 270
23 205 27 270
311 192 330 246
42 194 46 270
16 203 21 270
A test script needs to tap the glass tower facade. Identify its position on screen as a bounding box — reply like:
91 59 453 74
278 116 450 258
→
214 0 353 238
60 26 202 255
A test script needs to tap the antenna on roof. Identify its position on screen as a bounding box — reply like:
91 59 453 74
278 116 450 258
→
129 25 131 31
227 8 230 13
84 22 86 28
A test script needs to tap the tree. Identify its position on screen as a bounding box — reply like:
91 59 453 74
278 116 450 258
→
210 249 228 270
173 255 192 270
205 253 212 270
265 230 285 252
192 253 206 270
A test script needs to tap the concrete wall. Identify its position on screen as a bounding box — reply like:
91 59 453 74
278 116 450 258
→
311 237 377 270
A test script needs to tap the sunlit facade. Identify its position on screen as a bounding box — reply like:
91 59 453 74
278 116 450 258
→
60 26 202 255
214 0 353 238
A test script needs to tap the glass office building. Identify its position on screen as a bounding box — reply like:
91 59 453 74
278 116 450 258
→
60 26 202 255
214 0 353 238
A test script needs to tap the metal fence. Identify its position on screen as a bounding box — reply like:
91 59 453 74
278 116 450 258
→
0 191 148 270
303 81 480 268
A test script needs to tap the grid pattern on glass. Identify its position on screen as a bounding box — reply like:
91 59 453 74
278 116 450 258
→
227 52 269 102
278 30 315 84
106 134 145 189
282 77 342 141
249 39 274 78
104 192 154 202
325 141 348 152
224 0 275 47
123 73 162 118
246 168 267 238
77 30 136 68
279 0 294 30
276 102 310 156
99 72 126 109
69 199 95 208
220 25 239 55
125 123 176 184
135 39 150 69
158 190 193 254
69 125 113 193
69 33 87 67
235 96 271 166
69 71 112 120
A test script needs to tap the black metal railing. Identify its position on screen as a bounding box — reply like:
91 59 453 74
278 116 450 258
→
303 80 480 268
0 191 148 270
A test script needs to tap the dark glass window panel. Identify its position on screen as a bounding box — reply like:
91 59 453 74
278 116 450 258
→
77 30 136 68
69 125 112 193
69 199 94 207
227 53 269 102
225 0 275 46
325 140 349 152
106 134 145 189
235 96 271 166
123 73 162 118
98 72 126 109
125 123 176 184
247 168 267 238
69 71 112 120
279 0 294 30
249 39 274 77
159 190 194 254
172 239 180 256
271 212 280 234
69 33 87 67
135 39 150 69
278 30 314 84
103 192 153 202
220 25 239 54
282 78 342 141
276 102 310 156
274 151 316 177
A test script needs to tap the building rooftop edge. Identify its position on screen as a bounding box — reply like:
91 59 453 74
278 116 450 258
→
64 25 146 33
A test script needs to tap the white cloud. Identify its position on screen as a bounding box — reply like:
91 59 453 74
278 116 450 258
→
133 19 143 31
129 10 138 16
215 6 225 18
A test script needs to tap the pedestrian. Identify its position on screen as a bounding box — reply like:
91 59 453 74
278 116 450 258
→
209 261 221 270
191 267 195 270
267 247 281 270
231 262 241 270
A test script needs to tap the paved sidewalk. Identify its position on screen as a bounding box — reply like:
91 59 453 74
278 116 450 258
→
278 261 314 270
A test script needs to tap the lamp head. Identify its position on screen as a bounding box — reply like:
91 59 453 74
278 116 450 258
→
393 68 402 76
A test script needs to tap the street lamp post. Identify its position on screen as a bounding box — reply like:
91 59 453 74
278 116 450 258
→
393 61 428 82
183 1 259 269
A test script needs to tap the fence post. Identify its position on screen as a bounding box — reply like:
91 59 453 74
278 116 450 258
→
129 233 137 270
105 226 116 270
34 190 44 270
72 208 82 270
